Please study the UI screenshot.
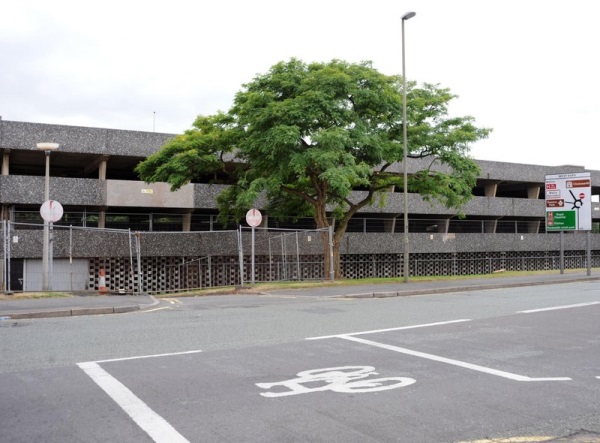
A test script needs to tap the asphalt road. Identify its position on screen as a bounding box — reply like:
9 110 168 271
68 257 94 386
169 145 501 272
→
1 281 599 442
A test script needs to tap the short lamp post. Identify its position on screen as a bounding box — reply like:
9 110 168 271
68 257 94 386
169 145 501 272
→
37 142 59 291
402 11 416 283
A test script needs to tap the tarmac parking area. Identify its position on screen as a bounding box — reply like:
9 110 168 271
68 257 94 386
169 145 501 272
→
75 300 600 442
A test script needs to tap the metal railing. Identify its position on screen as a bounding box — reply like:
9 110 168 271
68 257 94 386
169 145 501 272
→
13 210 596 234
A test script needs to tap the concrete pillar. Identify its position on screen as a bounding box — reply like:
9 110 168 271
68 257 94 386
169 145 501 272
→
484 220 498 234
384 217 396 233
1 151 9 221
260 214 268 228
528 220 540 233
1 149 10 175
484 182 498 197
98 210 106 229
97 157 109 229
182 212 192 232
437 219 450 233
98 156 108 180
527 186 541 233
527 186 540 199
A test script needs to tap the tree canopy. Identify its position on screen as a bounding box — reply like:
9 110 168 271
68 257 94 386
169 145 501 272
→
136 58 491 278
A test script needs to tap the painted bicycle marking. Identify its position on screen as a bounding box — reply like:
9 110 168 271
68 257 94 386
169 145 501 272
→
256 365 416 397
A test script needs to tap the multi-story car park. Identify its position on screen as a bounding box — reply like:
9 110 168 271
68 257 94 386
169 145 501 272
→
1 118 599 293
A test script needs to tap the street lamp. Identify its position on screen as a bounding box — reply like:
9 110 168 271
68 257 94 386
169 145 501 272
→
402 11 415 283
37 142 59 291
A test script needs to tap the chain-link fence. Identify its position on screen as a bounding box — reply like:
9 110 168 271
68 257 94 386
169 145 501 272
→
1 220 598 294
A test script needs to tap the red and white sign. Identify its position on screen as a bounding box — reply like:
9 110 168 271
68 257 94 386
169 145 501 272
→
40 200 64 222
245 208 262 227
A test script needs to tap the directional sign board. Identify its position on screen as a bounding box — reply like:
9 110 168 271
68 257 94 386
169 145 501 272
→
545 172 591 231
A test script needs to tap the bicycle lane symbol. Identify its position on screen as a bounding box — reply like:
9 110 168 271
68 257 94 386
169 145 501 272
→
256 366 416 398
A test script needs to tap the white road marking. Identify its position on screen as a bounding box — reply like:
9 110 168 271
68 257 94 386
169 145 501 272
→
160 298 182 305
77 350 201 442
93 350 203 364
338 335 572 382
256 365 416 397
78 361 190 443
306 319 472 340
517 301 600 314
143 307 173 313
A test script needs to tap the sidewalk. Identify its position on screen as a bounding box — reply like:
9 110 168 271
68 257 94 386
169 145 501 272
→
1 272 598 320
0 294 158 320
263 271 600 298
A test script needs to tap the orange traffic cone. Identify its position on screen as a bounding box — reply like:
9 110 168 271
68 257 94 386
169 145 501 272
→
98 268 108 295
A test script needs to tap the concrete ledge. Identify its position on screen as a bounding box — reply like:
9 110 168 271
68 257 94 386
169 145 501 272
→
346 292 374 298
1 304 143 320
373 292 399 298
113 305 140 313
71 307 115 316
7 309 72 319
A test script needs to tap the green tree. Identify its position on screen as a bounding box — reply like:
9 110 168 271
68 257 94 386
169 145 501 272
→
136 58 490 278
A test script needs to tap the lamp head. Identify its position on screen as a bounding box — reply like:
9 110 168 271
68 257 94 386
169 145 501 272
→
36 142 59 152
402 11 416 20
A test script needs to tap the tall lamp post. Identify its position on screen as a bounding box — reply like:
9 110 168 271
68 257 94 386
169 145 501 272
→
37 142 59 291
402 11 416 283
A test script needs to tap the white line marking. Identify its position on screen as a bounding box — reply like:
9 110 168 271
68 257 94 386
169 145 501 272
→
306 319 472 340
143 307 173 313
94 350 203 364
78 361 190 443
339 335 571 382
518 301 600 314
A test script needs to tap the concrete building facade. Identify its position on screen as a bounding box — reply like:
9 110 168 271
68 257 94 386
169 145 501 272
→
1 119 599 292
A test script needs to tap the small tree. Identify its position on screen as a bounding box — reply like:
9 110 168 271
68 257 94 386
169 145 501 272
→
137 58 490 278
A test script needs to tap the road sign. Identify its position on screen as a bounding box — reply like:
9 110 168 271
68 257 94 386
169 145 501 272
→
545 173 591 231
546 210 576 230
40 200 64 223
245 208 262 227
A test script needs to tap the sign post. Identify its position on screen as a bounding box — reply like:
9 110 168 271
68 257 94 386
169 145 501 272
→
545 173 592 275
245 209 262 285
40 200 64 290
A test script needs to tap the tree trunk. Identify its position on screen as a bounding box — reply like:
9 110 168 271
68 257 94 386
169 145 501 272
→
332 239 342 279
313 202 336 280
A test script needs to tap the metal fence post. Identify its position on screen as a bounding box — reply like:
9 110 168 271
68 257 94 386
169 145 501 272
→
295 231 300 280
238 225 244 287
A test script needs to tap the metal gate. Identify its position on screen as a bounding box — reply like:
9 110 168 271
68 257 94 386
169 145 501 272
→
22 258 90 291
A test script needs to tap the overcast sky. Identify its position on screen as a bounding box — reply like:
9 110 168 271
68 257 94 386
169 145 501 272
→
1 0 599 170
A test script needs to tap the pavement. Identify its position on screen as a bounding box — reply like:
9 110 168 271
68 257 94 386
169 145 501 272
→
0 271 598 320
0 294 158 320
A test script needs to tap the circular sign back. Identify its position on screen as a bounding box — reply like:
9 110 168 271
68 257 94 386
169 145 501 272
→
40 200 64 222
245 208 262 227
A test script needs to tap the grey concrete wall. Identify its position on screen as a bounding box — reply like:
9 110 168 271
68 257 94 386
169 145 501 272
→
0 120 173 156
341 232 600 254
3 120 600 185
0 176 105 206
107 180 194 208
7 228 599 259
3 177 599 219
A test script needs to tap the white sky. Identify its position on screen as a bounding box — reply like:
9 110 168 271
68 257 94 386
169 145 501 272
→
1 0 599 170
